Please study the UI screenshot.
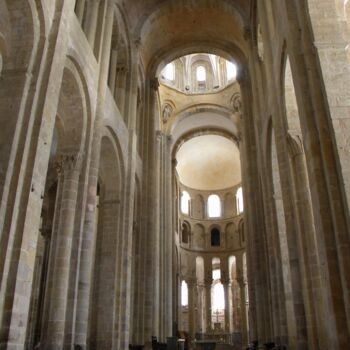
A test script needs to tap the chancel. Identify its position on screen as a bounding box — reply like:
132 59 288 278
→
0 1 350 350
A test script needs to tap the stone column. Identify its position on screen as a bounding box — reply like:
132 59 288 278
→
116 133 137 349
44 153 83 348
204 279 213 333
223 279 233 333
126 42 140 131
73 2 114 346
186 278 197 339
75 0 86 23
84 0 101 47
237 275 248 347
115 66 128 118
197 283 204 334
109 49 118 96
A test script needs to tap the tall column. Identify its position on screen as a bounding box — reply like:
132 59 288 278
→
126 42 140 131
186 277 197 339
204 279 213 333
84 0 101 47
109 49 118 96
223 279 233 333
116 132 137 349
115 66 128 118
44 153 84 348
197 283 204 334
75 0 86 23
237 274 248 347
73 2 114 346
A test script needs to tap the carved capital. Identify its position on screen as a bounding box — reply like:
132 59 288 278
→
231 93 242 115
204 278 213 286
56 152 84 174
286 133 303 158
185 277 197 287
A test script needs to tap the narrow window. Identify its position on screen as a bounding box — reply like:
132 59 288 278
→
181 280 188 306
211 228 220 247
208 194 221 217
196 66 206 82
181 191 190 214
236 187 244 214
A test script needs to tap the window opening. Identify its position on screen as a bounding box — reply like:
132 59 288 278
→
236 187 244 214
211 228 221 247
163 63 175 81
196 66 206 82
208 194 221 217
181 280 188 306
181 191 190 214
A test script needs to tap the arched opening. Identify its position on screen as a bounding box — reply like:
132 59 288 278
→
236 187 244 214
196 65 206 82
210 227 221 247
208 194 221 218
181 191 190 215
181 280 189 312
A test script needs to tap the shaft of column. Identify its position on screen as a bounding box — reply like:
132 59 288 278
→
186 278 197 339
109 49 118 96
238 277 248 346
75 0 86 23
45 153 83 347
85 0 101 47
204 279 213 333
223 280 233 333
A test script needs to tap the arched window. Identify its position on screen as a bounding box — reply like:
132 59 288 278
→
181 222 190 244
208 194 221 217
211 228 221 247
236 187 244 214
163 62 175 81
181 191 190 214
212 283 225 310
181 280 188 306
226 61 237 81
196 66 206 82
212 268 221 280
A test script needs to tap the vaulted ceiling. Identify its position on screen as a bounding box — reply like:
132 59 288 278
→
122 0 252 70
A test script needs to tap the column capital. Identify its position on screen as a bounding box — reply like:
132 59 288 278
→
204 278 213 286
185 277 197 287
221 278 232 286
54 152 84 175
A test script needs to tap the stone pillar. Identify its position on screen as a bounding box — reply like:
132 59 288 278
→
126 42 140 131
159 133 174 340
197 283 204 334
85 0 101 47
115 66 128 118
109 49 118 96
73 2 114 346
204 279 213 333
44 153 83 348
186 278 197 339
223 279 233 333
237 275 248 347
75 0 86 23
116 132 137 349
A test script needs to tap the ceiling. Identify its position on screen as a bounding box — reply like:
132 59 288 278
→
122 0 251 70
176 135 241 191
